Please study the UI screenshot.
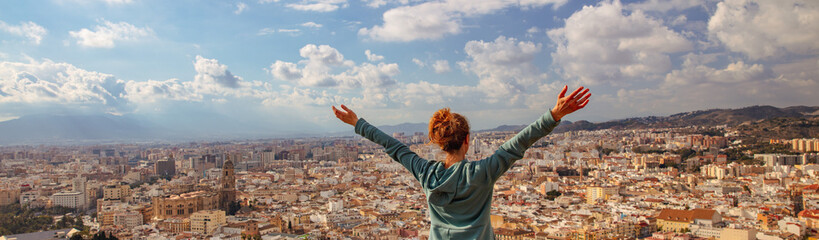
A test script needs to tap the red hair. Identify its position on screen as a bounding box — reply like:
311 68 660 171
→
428 108 470 153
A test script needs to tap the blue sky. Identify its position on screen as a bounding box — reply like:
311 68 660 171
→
0 0 817 135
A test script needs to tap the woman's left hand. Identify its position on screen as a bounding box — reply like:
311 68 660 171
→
332 104 359 126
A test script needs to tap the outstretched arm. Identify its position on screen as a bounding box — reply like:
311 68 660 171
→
332 105 433 183
483 86 591 183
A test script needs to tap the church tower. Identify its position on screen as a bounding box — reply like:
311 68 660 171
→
219 155 236 211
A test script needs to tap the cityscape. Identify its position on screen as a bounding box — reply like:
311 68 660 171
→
1 0 818 239
1 105 819 239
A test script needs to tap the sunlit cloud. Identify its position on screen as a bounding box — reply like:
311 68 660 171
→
0 20 47 45
359 0 567 42
708 0 819 60
548 1 692 85
69 20 154 48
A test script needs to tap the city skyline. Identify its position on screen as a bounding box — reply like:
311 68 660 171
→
0 0 817 136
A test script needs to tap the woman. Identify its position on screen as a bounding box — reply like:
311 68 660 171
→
332 86 590 239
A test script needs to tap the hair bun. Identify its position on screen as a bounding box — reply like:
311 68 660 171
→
428 108 470 153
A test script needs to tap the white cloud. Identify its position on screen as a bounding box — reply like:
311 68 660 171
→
268 44 398 91
103 0 134 4
69 20 154 48
0 59 124 108
301 22 323 28
365 50 384 62
432 60 450 73
263 86 344 107
122 79 200 103
258 28 302 36
671 15 687 26
0 21 47 45
286 0 348 12
390 81 476 107
459 36 545 103
362 0 414 8
235 2 248 14
193 55 242 90
360 0 567 42
628 0 712 12
412 58 425 67
270 61 303 81
708 0 819 59
548 1 692 85
665 60 766 86
278 29 301 33
258 28 277 36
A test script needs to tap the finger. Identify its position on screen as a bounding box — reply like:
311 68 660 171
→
576 92 591 104
558 85 568 98
575 89 589 100
332 106 342 115
341 104 353 114
567 86 583 99
577 98 590 108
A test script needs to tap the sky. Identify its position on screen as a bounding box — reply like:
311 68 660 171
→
0 0 817 135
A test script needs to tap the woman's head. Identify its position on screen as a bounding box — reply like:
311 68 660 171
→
428 108 470 153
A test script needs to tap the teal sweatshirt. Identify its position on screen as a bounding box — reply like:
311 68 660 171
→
354 111 560 239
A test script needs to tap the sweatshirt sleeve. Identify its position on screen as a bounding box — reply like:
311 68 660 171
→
481 111 560 183
355 118 433 182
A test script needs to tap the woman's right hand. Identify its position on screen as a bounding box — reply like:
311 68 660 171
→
551 85 591 121
332 104 359 126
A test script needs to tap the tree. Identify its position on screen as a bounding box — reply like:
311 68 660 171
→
546 190 562 201
91 231 118 240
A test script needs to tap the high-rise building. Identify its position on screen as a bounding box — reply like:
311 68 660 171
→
155 155 176 178
219 156 236 211
190 210 226 235
71 176 88 210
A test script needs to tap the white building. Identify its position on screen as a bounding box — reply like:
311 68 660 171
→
113 211 143 228
51 192 85 209
328 199 343 212
19 191 39 205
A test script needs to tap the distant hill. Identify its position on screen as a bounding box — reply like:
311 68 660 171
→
379 105 819 135
0 114 164 145
551 105 819 133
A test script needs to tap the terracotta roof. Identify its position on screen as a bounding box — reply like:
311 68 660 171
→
657 209 717 222
798 210 819 219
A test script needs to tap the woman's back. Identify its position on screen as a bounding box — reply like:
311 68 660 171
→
332 85 590 239
354 111 561 239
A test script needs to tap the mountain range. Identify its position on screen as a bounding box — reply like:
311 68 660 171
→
0 105 816 145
